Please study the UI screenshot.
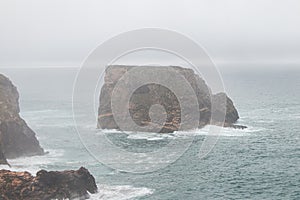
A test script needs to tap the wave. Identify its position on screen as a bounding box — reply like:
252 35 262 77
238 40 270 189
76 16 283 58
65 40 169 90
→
31 123 75 128
22 109 62 114
20 109 73 122
173 125 263 137
90 184 154 200
99 129 176 141
1 149 64 174
98 124 261 140
127 132 175 141
288 113 300 119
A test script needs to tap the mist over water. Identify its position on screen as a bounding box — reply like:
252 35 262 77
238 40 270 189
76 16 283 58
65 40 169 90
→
0 67 299 199
1 1 299 199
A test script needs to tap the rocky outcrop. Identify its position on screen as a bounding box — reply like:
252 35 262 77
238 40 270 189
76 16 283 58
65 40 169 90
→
0 144 10 167
0 74 44 160
98 65 246 133
0 167 98 200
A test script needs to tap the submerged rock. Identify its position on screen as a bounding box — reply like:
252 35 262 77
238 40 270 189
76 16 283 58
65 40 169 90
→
0 167 98 200
98 65 246 133
0 74 44 160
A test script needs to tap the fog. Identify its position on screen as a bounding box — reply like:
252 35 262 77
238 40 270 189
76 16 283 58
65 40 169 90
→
0 0 300 70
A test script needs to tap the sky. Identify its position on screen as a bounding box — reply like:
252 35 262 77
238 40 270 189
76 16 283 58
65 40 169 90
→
0 0 300 69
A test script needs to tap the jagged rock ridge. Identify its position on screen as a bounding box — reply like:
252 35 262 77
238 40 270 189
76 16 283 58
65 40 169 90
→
98 65 246 133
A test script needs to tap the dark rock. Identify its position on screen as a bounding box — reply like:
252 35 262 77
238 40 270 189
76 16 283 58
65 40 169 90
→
0 167 98 200
98 65 246 133
0 74 44 159
225 124 248 129
211 92 239 124
0 144 10 167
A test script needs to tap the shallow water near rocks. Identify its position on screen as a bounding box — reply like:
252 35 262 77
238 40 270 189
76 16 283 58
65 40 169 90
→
0 68 299 199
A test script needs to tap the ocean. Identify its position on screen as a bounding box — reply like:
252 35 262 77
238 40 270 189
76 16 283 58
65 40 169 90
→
0 67 299 199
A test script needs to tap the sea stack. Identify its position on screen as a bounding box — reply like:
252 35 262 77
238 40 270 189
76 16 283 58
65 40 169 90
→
0 74 44 161
98 65 246 133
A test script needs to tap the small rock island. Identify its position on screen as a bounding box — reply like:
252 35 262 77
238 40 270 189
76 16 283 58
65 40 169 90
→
98 65 246 132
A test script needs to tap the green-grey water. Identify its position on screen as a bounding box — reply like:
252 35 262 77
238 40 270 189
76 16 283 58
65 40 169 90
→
0 67 299 199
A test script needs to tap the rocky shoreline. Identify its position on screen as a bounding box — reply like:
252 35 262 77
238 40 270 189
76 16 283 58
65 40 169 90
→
0 167 98 200
0 73 98 199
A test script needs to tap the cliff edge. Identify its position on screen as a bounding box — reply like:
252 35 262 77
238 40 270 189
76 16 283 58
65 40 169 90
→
0 74 44 162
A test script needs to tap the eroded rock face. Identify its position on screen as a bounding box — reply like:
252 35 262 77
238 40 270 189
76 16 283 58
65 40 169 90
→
98 65 245 133
0 144 9 166
0 167 98 200
0 74 44 159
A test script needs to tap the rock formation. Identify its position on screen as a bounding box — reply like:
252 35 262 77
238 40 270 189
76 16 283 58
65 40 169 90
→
0 144 10 167
98 65 246 133
0 74 44 162
0 167 98 200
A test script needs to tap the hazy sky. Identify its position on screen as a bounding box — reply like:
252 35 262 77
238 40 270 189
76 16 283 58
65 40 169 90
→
0 0 299 68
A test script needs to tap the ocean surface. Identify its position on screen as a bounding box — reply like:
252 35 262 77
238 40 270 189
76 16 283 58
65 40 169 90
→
0 67 299 199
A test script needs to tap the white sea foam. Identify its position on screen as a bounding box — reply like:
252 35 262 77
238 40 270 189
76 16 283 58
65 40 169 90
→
98 129 176 141
0 149 64 174
127 132 175 140
174 125 262 137
99 125 261 139
256 119 275 123
90 184 154 200
99 129 123 134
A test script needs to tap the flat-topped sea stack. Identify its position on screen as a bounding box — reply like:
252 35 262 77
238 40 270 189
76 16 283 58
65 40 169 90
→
98 65 246 133
0 74 44 162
